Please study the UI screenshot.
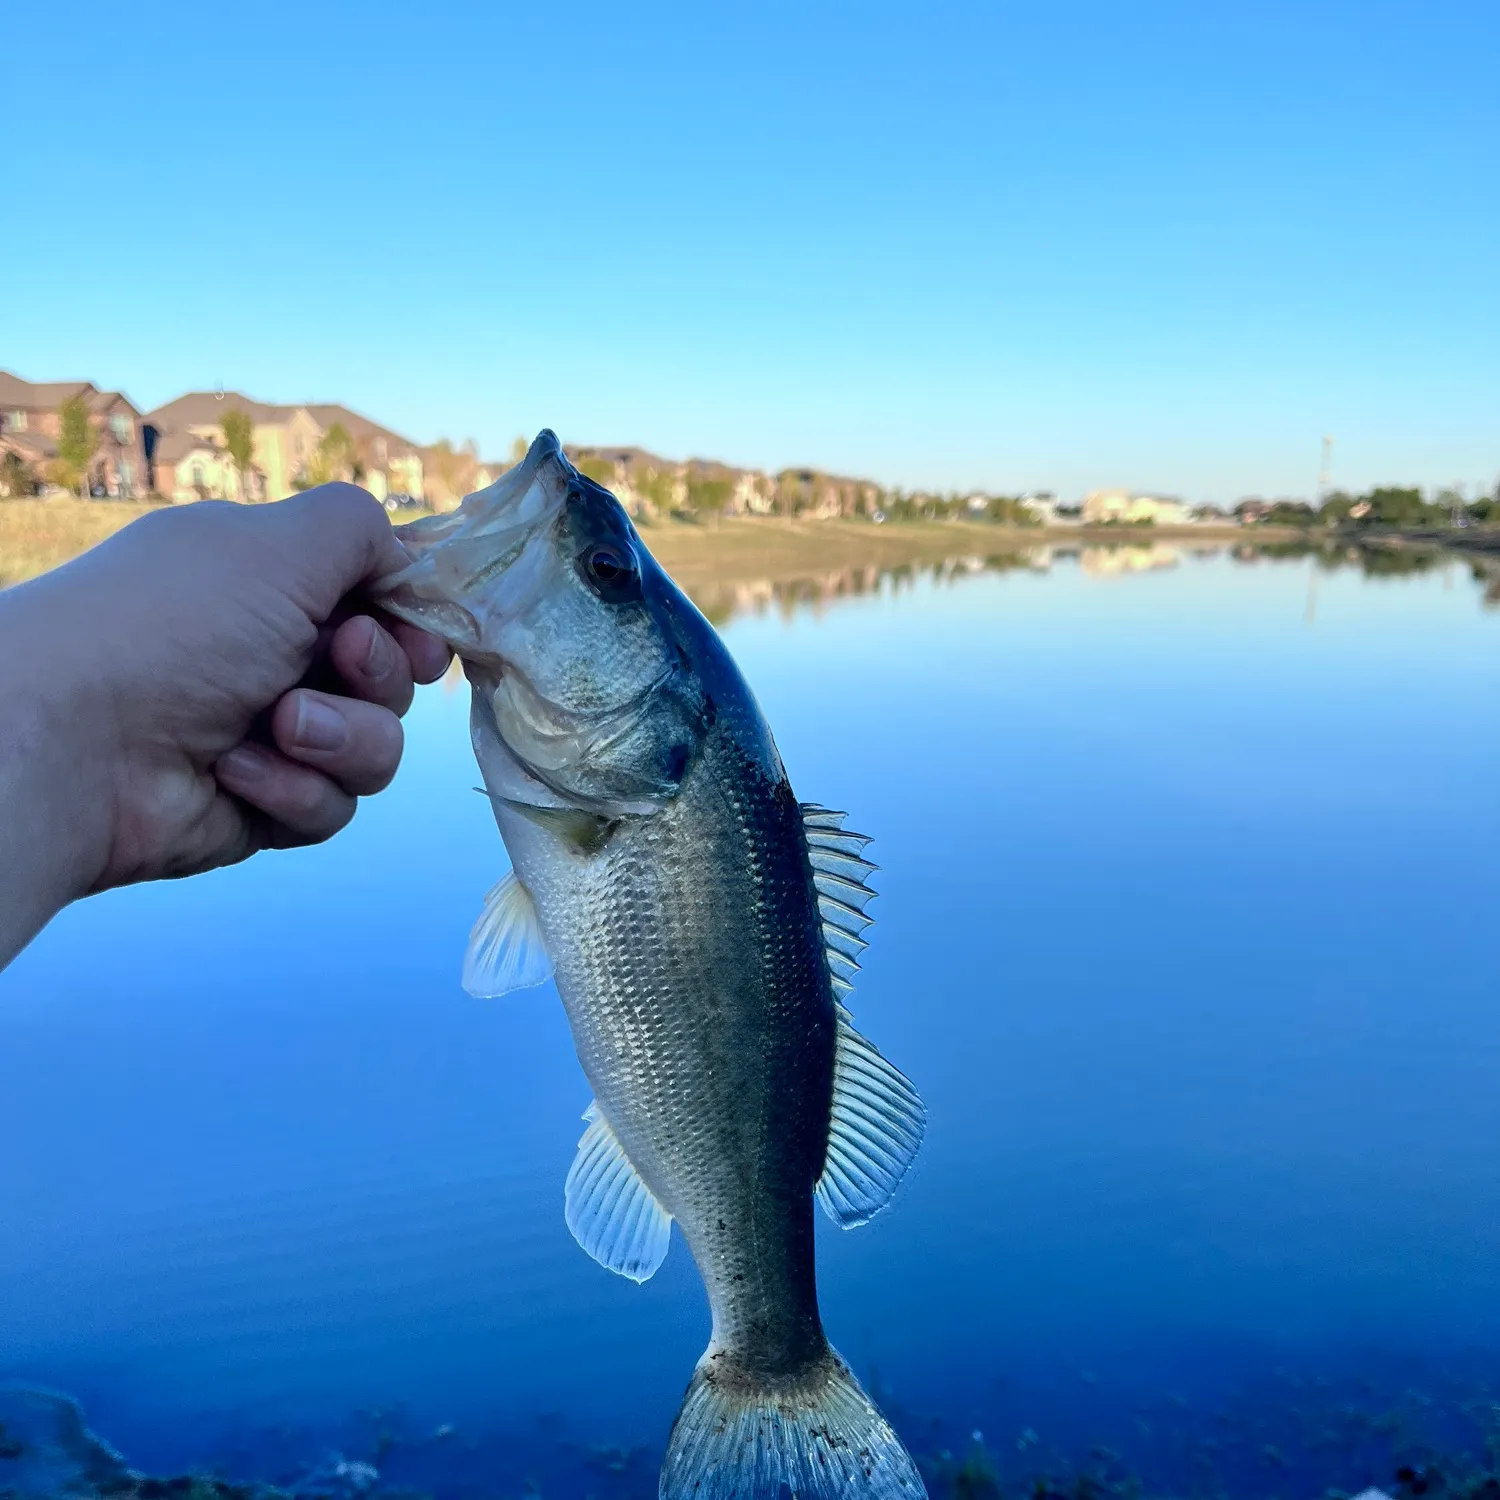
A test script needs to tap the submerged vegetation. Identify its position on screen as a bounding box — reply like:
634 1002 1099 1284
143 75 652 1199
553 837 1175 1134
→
8 1357 1500 1500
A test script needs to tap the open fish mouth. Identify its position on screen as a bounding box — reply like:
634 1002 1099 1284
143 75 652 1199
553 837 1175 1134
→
374 430 574 654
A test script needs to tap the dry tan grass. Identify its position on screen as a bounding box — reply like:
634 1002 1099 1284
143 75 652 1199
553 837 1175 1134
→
0 499 168 588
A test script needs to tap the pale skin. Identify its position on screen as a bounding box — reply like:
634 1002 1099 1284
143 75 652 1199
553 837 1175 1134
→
0 485 452 972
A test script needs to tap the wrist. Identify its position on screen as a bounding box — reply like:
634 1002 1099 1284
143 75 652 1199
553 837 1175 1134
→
0 579 116 964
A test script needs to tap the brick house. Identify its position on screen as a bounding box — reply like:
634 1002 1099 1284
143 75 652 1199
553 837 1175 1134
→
144 392 425 504
150 426 267 504
0 371 149 497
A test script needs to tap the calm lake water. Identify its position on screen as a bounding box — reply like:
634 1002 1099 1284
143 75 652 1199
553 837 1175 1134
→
2 542 1498 1498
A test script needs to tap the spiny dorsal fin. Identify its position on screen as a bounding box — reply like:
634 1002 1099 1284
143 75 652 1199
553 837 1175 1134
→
801 803 878 999
463 871 553 997
564 1102 673 1282
817 1005 926 1228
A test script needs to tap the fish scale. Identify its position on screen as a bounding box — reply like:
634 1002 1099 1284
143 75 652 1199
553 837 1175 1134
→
538 728 835 1368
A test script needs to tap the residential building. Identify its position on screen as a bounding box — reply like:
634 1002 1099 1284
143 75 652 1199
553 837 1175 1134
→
150 427 266 504
1082 489 1193 525
143 393 426 504
0 371 149 497
1019 491 1064 524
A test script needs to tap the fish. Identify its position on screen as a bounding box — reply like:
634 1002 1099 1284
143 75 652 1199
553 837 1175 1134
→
376 432 927 1500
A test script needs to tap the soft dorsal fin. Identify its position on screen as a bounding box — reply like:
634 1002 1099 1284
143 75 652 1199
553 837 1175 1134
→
817 1005 926 1228
801 805 924 1226
801 803 879 999
463 871 554 997
564 1102 673 1282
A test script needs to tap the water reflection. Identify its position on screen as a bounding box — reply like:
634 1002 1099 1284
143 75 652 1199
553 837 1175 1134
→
687 539 1500 623
3 537 1498 1500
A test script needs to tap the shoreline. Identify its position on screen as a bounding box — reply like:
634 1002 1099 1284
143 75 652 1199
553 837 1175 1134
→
1 498 1493 594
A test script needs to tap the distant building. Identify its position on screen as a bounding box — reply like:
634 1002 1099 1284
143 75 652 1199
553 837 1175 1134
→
150 427 266 504
1082 489 1193 525
1019 491 1063 524
0 371 148 497
144 392 425 504
733 470 775 514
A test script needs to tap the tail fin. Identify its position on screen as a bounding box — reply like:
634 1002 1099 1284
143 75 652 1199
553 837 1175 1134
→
660 1345 926 1499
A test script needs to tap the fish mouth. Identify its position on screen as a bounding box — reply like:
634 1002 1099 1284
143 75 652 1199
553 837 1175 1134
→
373 430 573 653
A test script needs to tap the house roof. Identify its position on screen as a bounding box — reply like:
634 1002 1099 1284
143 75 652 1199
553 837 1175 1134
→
144 393 420 459
0 372 91 408
143 391 281 429
300 404 420 457
153 427 222 465
0 429 57 462
0 372 139 416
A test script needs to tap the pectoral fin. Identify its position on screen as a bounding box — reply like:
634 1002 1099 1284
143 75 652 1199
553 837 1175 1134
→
462 871 553 997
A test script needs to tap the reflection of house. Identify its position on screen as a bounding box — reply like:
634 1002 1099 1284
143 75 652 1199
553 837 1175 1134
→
143 392 425 503
0 371 148 497
1080 543 1181 576
1082 489 1192 525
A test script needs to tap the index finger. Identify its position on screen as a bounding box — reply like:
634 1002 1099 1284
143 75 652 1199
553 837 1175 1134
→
384 617 453 684
261 484 412 621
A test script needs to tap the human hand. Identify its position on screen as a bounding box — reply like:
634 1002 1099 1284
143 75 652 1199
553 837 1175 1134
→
0 486 450 955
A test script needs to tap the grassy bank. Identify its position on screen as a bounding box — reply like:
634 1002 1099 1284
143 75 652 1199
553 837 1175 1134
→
0 499 168 588
0 497 1287 596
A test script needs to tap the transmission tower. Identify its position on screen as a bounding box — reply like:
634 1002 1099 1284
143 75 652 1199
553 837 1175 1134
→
1316 435 1334 504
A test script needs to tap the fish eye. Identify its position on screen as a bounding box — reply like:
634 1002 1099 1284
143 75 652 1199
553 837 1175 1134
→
580 542 640 600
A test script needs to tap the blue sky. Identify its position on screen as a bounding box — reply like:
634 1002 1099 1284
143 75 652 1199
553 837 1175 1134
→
4 0 1496 502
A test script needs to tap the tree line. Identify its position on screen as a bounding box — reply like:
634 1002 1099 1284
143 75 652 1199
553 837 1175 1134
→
1247 484 1500 530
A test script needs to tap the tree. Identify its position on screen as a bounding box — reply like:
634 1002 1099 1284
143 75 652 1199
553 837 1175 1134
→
509 435 529 465
574 454 615 486
1319 490 1356 525
428 438 481 505
0 451 36 498
221 410 255 501
1266 501 1316 526
56 394 98 497
1364 486 1432 527
684 476 731 513
306 422 362 486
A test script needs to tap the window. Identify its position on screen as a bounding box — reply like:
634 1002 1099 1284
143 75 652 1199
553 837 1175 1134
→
5 411 26 432
110 413 132 443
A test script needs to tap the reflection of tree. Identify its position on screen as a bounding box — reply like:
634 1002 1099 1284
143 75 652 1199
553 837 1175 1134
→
681 539 1498 626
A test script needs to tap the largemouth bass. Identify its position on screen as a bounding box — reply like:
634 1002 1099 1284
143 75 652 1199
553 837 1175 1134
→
377 433 926 1499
